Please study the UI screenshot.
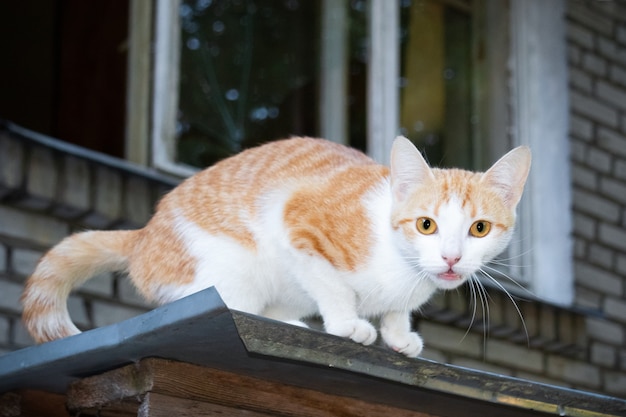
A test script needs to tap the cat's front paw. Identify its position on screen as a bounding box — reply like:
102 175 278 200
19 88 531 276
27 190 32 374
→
326 318 377 345
381 330 424 358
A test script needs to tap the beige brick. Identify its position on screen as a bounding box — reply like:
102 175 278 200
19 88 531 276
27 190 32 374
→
604 372 626 396
598 126 626 158
583 53 607 76
575 263 622 295
11 248 43 277
573 213 596 239
574 238 586 259
574 286 602 310
0 280 24 313
611 65 626 88
0 317 9 345
571 90 618 127
0 244 7 273
124 177 153 225
68 295 90 329
570 67 593 92
0 134 25 192
587 148 612 174
547 355 601 388
572 164 598 190
573 189 619 222
588 244 614 269
0 205 69 247
567 2 614 36
591 342 616 367
91 301 149 328
539 305 557 342
56 156 91 218
586 317 624 345
620 350 626 371
78 273 114 297
25 147 57 210
599 223 626 252
418 322 482 358
485 340 544 374
617 255 626 276
570 114 594 142
86 166 123 227
419 348 447 364
12 320 35 347
615 158 626 181
597 81 626 112
566 21 594 49
600 177 626 205
605 298 626 324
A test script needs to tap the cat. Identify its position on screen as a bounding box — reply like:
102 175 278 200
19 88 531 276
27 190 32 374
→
21 136 530 357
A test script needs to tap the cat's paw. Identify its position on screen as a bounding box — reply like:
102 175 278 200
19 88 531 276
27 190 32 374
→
381 330 424 358
326 319 377 345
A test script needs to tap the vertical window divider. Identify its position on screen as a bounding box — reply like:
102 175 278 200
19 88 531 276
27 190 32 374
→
152 0 196 177
320 0 349 145
367 0 400 164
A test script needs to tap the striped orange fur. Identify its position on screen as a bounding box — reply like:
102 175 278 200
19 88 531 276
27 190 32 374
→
22 136 530 357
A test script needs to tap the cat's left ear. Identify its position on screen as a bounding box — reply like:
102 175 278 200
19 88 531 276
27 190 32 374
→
481 146 531 209
390 136 435 203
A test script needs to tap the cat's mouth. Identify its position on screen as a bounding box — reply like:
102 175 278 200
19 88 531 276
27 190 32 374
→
437 270 462 281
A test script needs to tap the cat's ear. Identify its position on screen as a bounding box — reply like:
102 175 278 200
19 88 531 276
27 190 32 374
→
390 136 434 202
481 146 531 209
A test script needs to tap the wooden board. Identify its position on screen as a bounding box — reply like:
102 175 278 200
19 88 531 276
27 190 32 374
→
0 390 69 417
68 358 435 417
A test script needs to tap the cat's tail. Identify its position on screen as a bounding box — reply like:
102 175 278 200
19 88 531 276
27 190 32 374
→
21 230 136 343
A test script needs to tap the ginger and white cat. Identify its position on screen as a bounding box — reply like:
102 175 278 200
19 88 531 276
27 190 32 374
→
22 136 530 357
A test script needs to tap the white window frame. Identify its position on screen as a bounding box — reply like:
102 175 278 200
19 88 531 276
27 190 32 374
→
508 0 572 305
137 0 573 305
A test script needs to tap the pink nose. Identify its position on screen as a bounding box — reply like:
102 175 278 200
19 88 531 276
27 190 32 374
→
442 255 461 267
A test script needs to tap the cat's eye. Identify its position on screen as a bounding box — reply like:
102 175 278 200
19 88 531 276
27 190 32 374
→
416 217 437 235
470 220 491 238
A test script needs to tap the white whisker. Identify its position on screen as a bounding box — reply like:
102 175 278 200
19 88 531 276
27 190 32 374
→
479 267 529 346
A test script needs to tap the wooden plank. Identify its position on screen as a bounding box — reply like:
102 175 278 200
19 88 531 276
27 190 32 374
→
0 392 20 417
1 390 70 417
138 392 273 417
67 363 148 413
68 358 435 417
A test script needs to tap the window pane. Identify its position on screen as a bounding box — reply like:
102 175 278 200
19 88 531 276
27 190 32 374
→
399 0 474 169
177 0 320 167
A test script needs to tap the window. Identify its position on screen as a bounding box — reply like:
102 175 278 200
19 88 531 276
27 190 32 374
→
141 0 572 305
399 0 474 169
151 0 372 174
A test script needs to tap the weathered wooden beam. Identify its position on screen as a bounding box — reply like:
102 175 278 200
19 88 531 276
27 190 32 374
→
67 358 434 417
0 390 69 417
138 392 273 417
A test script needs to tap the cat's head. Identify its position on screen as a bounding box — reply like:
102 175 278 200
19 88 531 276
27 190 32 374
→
389 136 531 290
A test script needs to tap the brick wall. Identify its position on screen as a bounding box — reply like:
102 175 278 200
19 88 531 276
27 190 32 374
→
0 127 177 353
567 0 626 395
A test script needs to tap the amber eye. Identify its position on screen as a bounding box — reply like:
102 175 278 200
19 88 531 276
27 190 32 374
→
416 217 437 235
470 220 491 238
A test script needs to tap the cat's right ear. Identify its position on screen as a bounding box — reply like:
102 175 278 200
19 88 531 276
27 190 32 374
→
390 136 434 202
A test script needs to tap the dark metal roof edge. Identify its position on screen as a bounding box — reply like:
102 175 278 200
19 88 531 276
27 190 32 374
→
0 119 181 187
0 288 232 393
1 287 624 416
232 311 626 417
